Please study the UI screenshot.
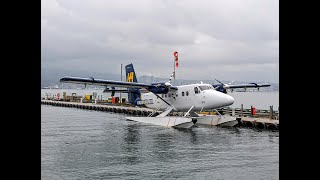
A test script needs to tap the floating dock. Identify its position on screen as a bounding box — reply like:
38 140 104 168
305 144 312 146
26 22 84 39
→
41 100 279 131
41 100 158 116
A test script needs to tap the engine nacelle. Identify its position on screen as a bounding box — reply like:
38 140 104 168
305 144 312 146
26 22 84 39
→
147 86 169 94
213 85 227 94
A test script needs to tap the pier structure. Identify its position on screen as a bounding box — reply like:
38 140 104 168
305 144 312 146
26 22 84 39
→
41 99 279 131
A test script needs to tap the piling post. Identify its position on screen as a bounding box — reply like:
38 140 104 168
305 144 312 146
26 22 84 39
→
241 104 243 117
120 63 122 101
269 105 274 119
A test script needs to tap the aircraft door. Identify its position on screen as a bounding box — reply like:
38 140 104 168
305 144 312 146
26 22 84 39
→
194 86 205 105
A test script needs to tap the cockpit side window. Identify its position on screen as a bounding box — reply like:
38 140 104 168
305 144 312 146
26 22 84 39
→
194 87 200 94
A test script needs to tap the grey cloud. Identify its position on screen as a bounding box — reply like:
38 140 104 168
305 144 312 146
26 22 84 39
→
42 0 278 82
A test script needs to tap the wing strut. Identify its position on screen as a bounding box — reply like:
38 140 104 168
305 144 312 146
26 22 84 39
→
184 106 195 117
152 93 177 111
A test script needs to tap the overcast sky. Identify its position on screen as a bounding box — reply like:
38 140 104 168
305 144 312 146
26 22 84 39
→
41 0 279 83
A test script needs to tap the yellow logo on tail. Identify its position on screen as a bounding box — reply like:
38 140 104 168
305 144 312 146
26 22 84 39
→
127 72 134 82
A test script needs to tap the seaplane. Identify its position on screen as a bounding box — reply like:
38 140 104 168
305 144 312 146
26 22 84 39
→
60 57 238 129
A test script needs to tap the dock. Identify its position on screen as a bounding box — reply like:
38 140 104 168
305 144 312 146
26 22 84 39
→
41 99 279 131
41 100 159 116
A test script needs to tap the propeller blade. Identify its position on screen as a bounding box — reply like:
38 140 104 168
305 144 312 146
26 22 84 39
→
214 78 224 85
111 86 115 96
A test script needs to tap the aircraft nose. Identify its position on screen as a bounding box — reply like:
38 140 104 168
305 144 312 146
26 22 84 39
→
210 91 235 108
225 94 235 106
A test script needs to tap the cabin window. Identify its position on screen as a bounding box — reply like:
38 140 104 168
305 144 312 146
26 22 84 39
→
186 91 189 96
168 94 171 97
182 92 185 96
165 94 167 98
194 87 199 94
176 93 178 97
161 94 164 98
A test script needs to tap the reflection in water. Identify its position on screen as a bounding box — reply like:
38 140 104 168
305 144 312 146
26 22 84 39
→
121 123 141 164
234 127 241 134
268 134 279 143
152 130 176 161
175 128 198 144
188 129 198 144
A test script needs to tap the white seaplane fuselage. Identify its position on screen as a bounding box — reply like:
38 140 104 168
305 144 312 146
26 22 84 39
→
126 83 237 128
141 83 235 112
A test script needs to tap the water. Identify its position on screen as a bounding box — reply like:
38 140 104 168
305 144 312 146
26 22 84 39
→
41 105 279 179
41 89 279 110
229 91 279 110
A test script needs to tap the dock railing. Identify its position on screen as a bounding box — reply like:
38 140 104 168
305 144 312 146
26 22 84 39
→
217 104 279 120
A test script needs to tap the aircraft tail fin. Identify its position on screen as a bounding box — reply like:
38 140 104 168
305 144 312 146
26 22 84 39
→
125 63 138 83
125 63 141 105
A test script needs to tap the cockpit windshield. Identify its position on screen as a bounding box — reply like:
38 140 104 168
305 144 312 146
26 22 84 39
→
198 85 210 91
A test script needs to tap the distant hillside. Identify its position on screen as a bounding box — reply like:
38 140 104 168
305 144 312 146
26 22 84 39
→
41 67 122 88
41 69 278 91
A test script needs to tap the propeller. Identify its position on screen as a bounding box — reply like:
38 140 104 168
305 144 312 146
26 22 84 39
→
111 87 115 96
103 86 116 96
213 78 228 93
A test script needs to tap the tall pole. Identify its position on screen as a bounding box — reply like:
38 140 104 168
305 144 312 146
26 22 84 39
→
120 64 122 101
173 57 175 85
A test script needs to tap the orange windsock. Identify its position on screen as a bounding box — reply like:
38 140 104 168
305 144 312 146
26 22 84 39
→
173 51 178 67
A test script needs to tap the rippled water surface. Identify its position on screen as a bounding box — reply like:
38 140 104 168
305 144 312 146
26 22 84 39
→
41 105 279 179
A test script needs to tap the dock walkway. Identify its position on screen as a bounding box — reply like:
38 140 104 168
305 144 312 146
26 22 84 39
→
41 100 279 131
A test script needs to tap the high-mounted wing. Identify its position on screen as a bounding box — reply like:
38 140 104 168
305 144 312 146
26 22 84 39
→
213 78 271 93
225 83 271 89
60 76 178 94
60 76 154 89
